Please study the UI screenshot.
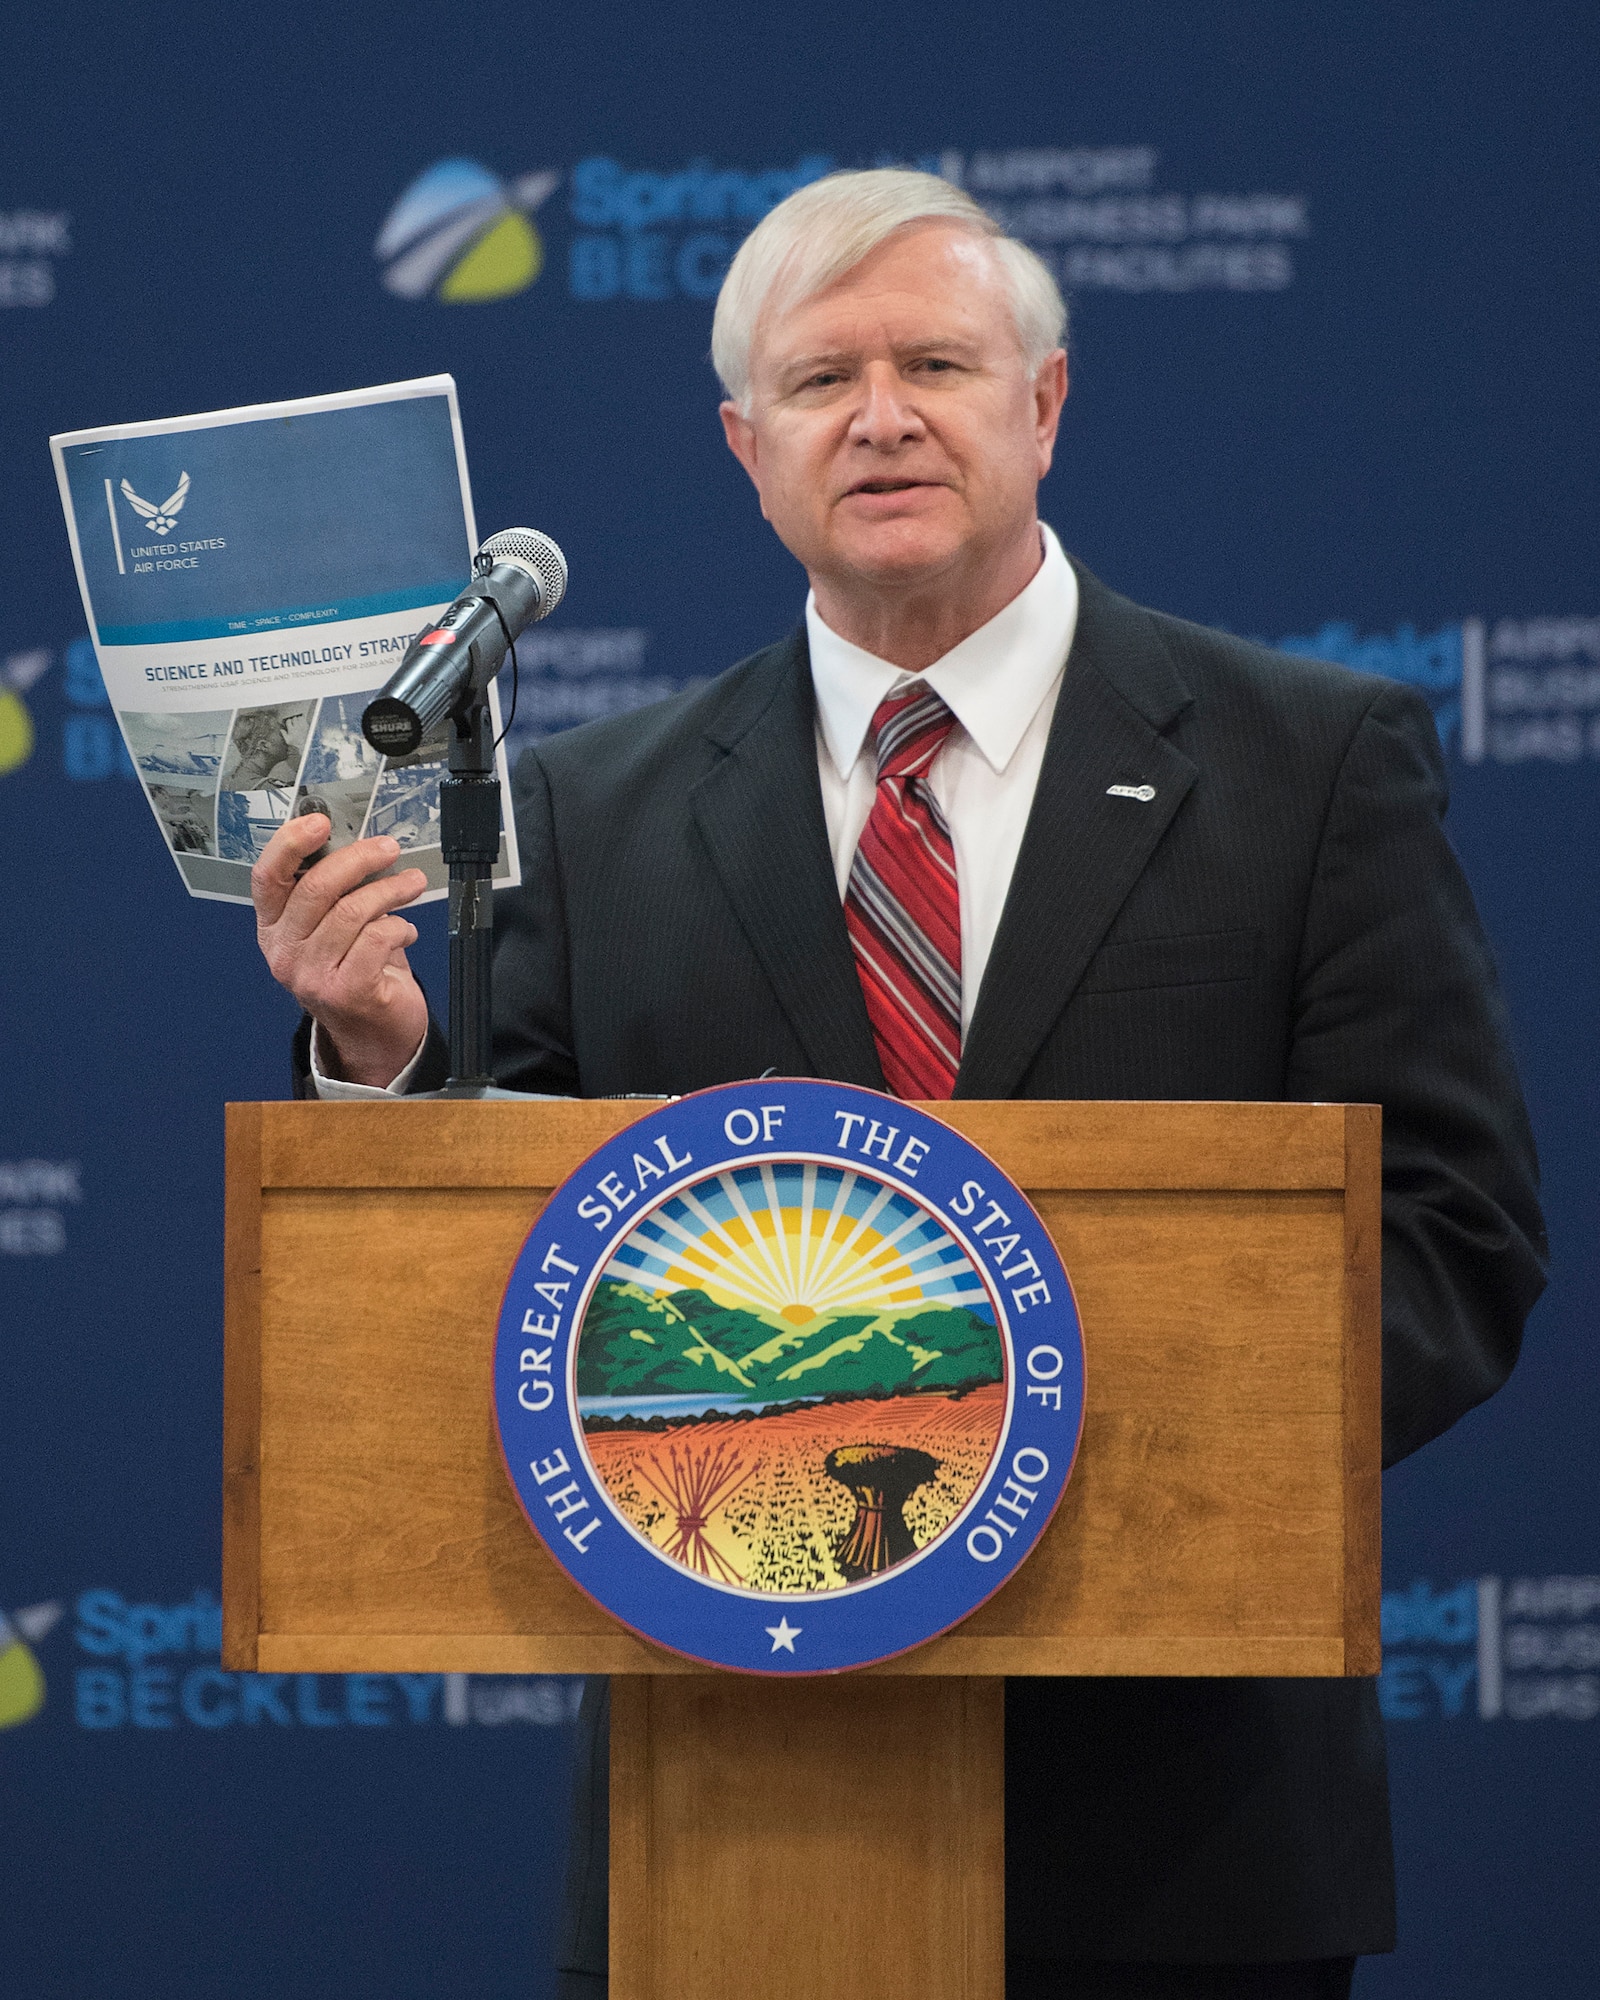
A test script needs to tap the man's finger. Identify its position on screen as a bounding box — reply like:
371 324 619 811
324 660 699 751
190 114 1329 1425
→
287 867 431 980
252 814 332 926
270 836 409 948
320 869 430 962
335 914 423 995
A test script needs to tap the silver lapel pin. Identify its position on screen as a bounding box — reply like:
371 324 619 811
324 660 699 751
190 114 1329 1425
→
1106 783 1157 802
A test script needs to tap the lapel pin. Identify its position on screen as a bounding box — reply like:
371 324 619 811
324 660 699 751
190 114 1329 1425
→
1106 783 1157 802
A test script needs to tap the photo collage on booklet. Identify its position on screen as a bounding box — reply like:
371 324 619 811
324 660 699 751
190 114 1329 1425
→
118 692 447 868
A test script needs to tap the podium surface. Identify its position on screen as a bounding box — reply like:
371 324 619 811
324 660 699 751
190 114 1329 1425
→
222 1097 1379 2000
223 1097 1379 1680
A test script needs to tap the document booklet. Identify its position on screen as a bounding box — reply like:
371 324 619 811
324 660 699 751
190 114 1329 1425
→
51 374 520 903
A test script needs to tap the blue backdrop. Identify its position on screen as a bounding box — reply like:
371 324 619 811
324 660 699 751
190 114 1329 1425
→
3 4 1596 1994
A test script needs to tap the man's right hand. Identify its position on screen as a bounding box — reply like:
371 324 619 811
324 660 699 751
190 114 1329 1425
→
252 813 431 1088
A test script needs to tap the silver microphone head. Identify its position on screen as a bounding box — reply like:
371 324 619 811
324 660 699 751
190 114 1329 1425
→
474 527 568 618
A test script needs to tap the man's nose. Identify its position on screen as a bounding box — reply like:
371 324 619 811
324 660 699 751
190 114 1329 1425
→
847 365 926 447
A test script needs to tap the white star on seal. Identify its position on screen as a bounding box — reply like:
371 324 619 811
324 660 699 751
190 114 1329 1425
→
765 1617 801 1654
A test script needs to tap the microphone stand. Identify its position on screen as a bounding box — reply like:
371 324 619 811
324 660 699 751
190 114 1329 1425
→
422 688 541 1100
361 528 572 1104
441 695 500 1092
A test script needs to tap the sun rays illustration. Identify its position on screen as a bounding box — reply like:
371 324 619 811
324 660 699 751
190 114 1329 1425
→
601 1163 992 1324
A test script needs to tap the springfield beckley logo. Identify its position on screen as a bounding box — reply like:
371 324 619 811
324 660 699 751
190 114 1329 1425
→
494 1080 1084 1672
376 159 560 303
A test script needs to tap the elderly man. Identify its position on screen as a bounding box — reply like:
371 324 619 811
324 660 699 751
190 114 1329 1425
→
253 171 1545 1998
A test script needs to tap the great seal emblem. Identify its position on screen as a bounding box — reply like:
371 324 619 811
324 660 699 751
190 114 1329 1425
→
493 1080 1085 1673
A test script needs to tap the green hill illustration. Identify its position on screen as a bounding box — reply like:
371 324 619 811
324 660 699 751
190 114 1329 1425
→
576 1280 1002 1406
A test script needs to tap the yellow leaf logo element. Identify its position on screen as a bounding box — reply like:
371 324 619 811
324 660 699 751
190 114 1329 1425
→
0 1640 45 1730
0 690 35 777
439 211 543 303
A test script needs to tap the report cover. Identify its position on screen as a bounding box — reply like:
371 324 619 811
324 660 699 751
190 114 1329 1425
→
51 375 521 902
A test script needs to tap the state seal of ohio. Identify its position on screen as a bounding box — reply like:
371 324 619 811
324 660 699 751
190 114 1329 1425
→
493 1080 1085 1673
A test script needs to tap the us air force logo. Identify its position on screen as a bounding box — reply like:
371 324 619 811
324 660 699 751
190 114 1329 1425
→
120 471 190 537
493 1081 1085 1673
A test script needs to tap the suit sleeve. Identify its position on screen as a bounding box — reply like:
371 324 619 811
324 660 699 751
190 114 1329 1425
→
489 745 582 1096
1284 682 1548 1466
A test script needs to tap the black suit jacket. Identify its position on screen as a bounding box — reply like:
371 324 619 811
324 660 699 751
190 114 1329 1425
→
299 563 1546 1962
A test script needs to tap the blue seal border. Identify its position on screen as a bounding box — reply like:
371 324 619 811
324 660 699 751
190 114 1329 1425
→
492 1080 1086 1674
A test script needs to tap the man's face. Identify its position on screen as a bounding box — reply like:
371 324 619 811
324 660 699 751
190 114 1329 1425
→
720 222 1066 603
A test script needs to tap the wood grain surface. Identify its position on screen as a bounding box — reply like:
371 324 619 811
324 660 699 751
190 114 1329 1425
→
221 1103 263 1671
222 1098 1380 1678
610 1675 1004 2000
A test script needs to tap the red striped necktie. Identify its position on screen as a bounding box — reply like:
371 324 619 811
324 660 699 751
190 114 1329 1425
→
844 681 963 1099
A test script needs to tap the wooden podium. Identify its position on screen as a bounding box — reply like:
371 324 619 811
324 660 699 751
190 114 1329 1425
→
222 1098 1380 2000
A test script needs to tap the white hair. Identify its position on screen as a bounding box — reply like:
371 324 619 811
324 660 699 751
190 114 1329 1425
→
711 168 1066 411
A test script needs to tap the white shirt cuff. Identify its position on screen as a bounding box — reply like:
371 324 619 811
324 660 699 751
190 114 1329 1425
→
309 1022 430 1099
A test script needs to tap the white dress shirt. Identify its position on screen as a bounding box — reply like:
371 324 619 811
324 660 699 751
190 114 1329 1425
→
312 523 1077 1096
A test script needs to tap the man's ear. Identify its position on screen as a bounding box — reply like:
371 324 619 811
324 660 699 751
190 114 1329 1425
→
1033 349 1068 480
720 400 765 509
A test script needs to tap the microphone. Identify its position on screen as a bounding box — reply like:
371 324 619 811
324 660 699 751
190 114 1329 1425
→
361 528 567 758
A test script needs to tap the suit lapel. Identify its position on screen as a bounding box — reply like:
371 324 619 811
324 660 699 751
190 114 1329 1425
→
691 633 886 1088
957 566 1199 1099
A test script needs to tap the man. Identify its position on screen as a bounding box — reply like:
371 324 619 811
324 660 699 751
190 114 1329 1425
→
252 170 1546 1998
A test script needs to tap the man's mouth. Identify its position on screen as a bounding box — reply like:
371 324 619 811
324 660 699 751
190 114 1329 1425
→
847 478 936 496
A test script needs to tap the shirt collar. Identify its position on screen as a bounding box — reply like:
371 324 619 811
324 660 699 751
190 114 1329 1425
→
806 523 1079 781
